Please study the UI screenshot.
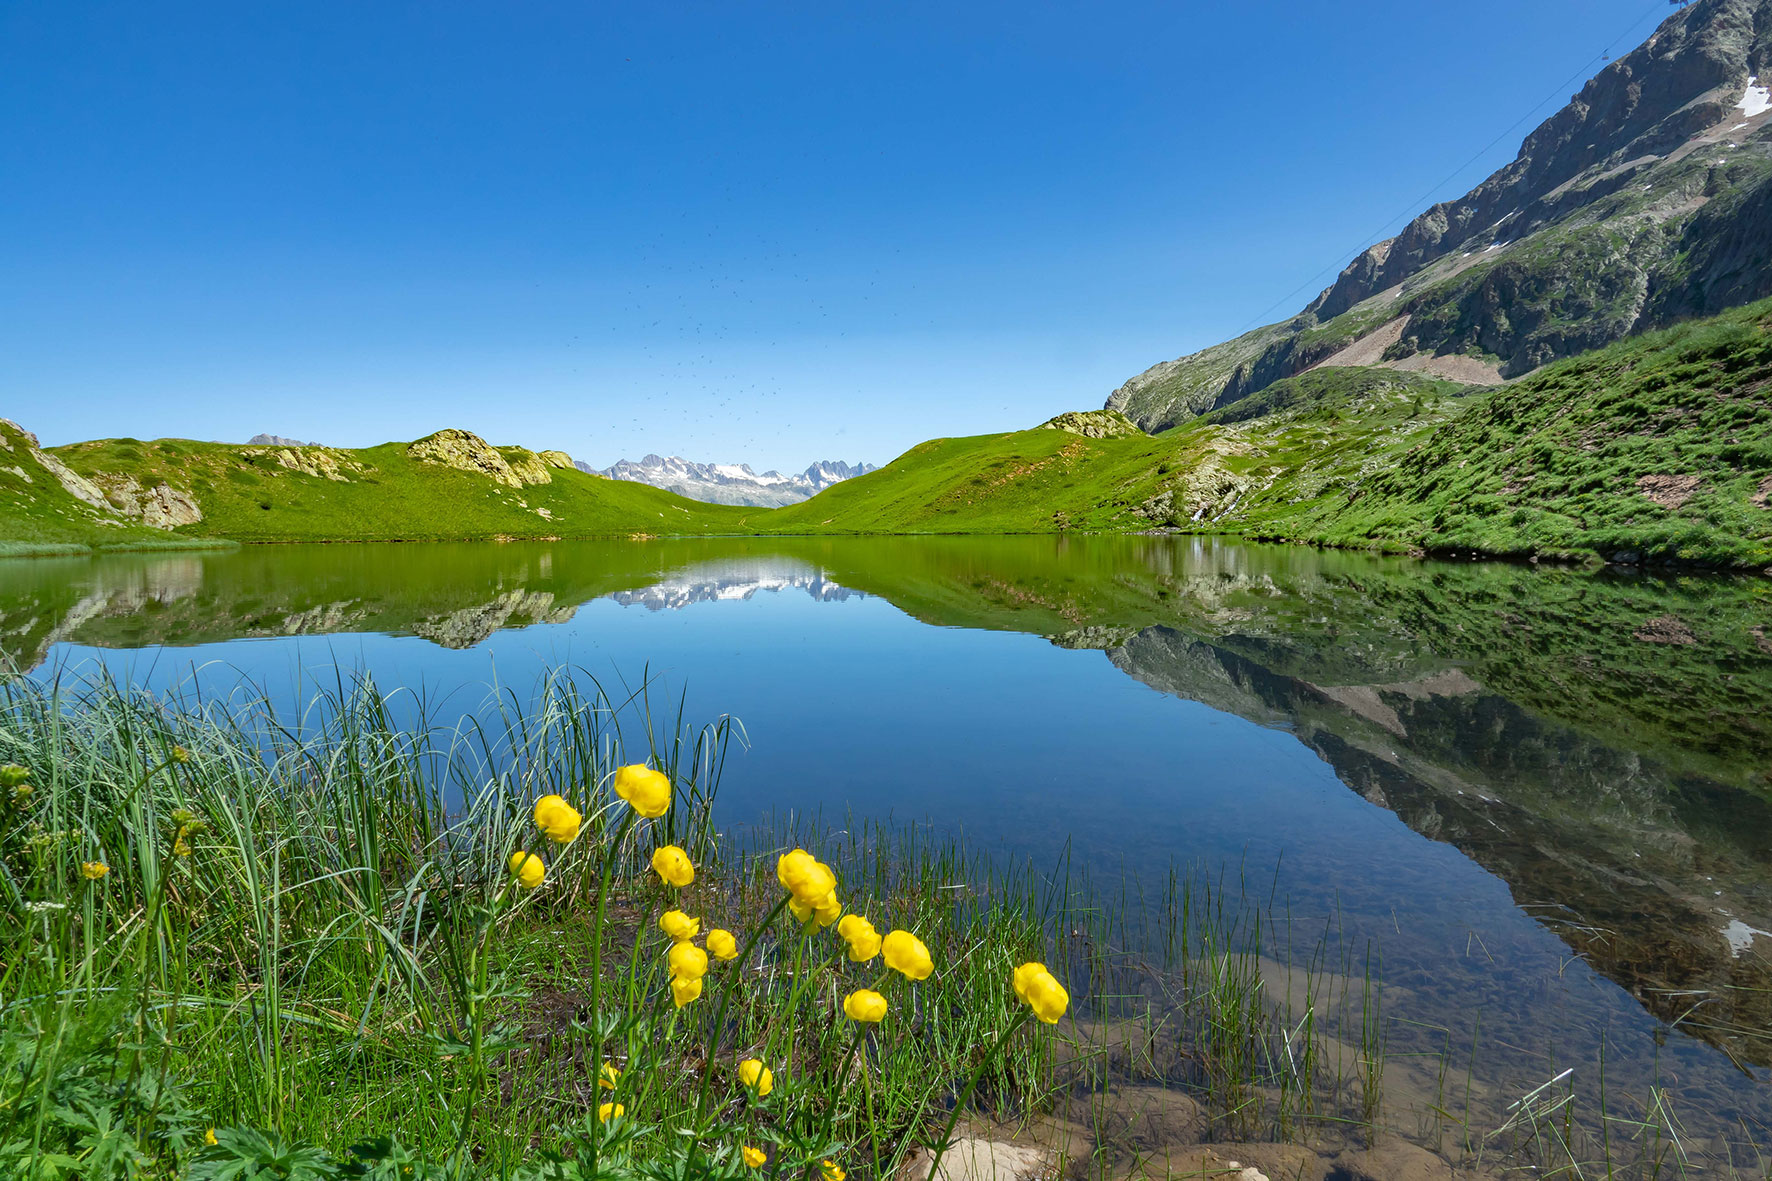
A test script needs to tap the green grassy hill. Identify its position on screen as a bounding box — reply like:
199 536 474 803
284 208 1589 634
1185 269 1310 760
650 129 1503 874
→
0 418 225 557
1231 298 1772 567
769 301 1772 568
764 368 1470 535
46 430 749 543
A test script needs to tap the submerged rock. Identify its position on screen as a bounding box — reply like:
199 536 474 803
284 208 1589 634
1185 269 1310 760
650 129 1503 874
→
900 1138 1053 1181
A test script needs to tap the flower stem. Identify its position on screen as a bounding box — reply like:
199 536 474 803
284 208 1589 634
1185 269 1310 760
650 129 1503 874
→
923 1010 1033 1181
695 893 792 1125
588 807 638 1180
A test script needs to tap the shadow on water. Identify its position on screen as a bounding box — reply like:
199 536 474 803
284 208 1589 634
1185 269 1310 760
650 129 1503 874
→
3 536 1770 1157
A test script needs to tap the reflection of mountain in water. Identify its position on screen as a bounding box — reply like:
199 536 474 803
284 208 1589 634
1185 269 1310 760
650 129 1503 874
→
1103 625 1772 1067
608 564 857 611
413 590 579 649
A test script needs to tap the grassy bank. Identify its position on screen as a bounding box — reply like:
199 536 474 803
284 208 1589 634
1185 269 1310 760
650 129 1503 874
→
1 667 1750 1180
0 670 1076 1179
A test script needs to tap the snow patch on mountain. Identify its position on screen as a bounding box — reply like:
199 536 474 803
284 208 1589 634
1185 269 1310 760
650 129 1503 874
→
585 454 876 506
1737 75 1770 118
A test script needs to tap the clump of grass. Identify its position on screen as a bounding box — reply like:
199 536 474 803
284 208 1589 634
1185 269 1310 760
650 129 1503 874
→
0 668 1077 1180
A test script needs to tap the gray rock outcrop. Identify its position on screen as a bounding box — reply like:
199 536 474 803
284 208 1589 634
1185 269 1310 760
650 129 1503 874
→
406 429 553 488
1039 409 1142 439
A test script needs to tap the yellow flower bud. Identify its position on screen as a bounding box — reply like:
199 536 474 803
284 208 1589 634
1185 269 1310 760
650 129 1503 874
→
842 988 887 1023
171 745 191 764
836 914 881 962
659 909 699 942
651 844 694 888
742 1146 766 1169
80 861 109 881
775 848 836 905
613 764 672 817
822 1160 846 1181
706 928 738 960
599 1062 620 1089
204 1127 218 1146
670 974 703 1008
532 795 582 844
737 1058 773 1097
668 941 709 982
507 851 546 889
1012 961 1069 1024
881 930 933 981
598 1102 624 1123
0 764 29 788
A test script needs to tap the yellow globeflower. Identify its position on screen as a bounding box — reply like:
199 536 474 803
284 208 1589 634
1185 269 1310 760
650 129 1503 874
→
507 851 546 890
882 930 934 980
671 974 703 1008
80 861 110 881
651 844 694 888
599 1062 620 1089
598 1102 624 1123
1012 962 1070 1024
737 1058 773 1097
789 888 842 928
204 1128 217 1147
614 764 672 817
668 941 709 982
836 914 881 962
659 909 699 942
775 848 836 905
822 1160 846 1181
742 1146 767 1169
706 928 739 960
532 794 583 844
842 988 887 1023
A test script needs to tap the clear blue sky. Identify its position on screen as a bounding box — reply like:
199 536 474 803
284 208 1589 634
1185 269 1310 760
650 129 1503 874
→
3 0 1671 471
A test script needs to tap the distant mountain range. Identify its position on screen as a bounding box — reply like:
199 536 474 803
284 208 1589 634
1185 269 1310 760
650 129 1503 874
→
586 455 877 507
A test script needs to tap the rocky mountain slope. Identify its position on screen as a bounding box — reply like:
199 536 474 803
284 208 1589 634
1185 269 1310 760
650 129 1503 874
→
0 418 224 556
592 454 876 507
1111 0 1772 432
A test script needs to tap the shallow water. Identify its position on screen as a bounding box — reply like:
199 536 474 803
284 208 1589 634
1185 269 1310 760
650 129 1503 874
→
4 536 1769 1155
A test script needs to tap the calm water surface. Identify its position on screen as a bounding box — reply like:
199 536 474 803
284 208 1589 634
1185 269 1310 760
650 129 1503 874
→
4 537 1769 1147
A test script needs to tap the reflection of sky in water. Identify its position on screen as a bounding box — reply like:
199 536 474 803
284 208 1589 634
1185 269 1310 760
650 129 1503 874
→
25 554 1772 1142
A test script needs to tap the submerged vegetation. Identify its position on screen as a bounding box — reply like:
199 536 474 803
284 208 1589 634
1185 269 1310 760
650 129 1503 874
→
0 666 1761 1179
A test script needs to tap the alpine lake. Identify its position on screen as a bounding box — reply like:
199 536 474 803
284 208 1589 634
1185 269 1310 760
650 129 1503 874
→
6 536 1770 1167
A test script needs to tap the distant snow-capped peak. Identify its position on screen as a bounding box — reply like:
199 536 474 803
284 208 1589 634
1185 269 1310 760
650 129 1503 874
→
582 454 877 507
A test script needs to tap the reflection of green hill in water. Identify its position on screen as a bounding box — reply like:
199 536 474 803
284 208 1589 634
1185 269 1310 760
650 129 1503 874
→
4 537 1770 1062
